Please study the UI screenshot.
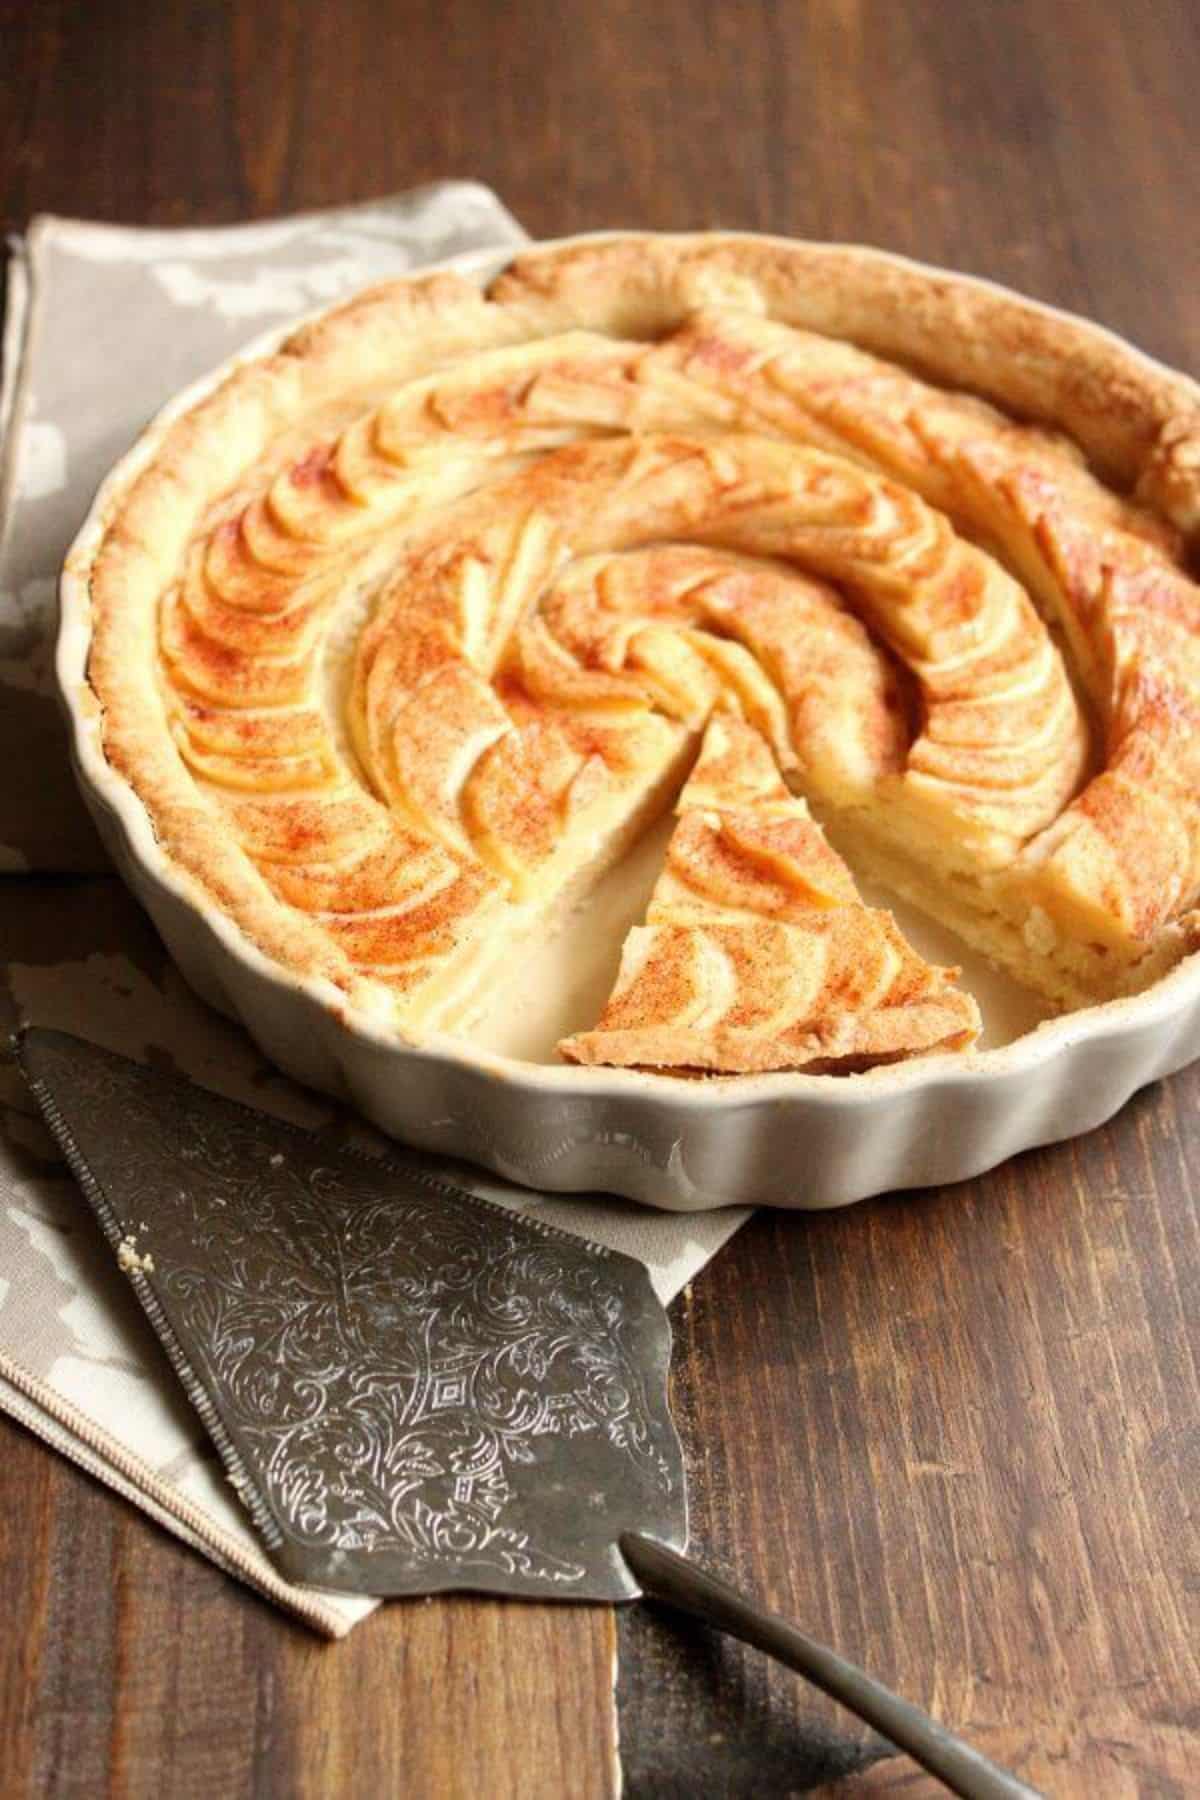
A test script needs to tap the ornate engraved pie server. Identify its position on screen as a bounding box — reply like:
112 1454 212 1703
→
16 1027 1039 1800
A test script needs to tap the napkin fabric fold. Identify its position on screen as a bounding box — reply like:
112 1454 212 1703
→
0 188 749 1636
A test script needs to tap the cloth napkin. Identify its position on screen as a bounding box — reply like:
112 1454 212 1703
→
0 189 749 1636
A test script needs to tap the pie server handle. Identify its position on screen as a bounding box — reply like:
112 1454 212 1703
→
620 1533 1042 1800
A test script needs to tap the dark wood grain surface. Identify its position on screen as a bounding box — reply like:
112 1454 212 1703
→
3 1 1200 1794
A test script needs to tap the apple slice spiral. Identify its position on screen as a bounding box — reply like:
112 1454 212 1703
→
86 234 1200 1065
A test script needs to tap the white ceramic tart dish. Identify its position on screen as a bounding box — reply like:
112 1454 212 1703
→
59 232 1200 1211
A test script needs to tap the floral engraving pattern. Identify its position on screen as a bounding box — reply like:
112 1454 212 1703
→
23 1029 685 1599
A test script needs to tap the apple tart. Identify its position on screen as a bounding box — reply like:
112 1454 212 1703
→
79 233 1200 1078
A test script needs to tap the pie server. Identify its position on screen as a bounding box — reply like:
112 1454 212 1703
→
16 1027 1038 1800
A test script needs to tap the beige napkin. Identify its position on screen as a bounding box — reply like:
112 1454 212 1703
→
0 189 749 1635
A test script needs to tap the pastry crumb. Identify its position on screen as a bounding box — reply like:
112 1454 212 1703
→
117 1233 155 1275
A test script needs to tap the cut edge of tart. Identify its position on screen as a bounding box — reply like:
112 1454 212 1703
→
559 715 981 1073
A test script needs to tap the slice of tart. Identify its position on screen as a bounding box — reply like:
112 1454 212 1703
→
559 715 981 1074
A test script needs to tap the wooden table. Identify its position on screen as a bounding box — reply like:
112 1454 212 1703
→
3 2 1199 1792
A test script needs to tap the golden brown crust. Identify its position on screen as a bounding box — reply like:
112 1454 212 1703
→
78 231 1200 1058
493 233 1200 520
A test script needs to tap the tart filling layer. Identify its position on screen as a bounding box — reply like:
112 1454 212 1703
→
560 717 980 1072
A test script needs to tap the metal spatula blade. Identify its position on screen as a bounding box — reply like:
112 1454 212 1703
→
17 1027 1039 1800
15 1025 685 1601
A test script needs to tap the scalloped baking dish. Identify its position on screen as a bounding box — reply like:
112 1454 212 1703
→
58 236 1200 1211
